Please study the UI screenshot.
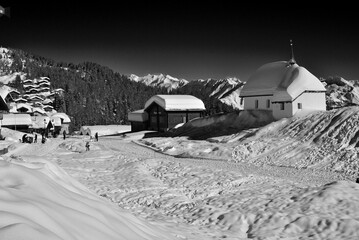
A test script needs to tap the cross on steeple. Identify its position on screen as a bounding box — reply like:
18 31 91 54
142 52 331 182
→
289 39 296 65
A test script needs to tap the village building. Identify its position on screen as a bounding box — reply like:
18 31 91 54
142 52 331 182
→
240 42 326 120
129 95 206 132
50 112 71 134
1 114 33 132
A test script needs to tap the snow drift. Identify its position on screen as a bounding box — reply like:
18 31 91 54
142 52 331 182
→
169 110 274 140
141 106 359 179
79 125 131 137
0 156 173 240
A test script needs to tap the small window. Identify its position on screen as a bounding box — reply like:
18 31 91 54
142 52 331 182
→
298 103 302 109
267 99 270 108
255 100 259 109
280 102 284 110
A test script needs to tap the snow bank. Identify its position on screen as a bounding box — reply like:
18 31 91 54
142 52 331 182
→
0 156 173 240
80 125 131 137
170 110 274 139
140 106 359 179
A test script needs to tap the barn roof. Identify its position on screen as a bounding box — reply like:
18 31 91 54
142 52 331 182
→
240 61 326 101
144 95 205 111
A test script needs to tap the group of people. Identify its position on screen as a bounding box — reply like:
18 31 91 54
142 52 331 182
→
85 133 98 151
21 131 98 152
21 133 46 144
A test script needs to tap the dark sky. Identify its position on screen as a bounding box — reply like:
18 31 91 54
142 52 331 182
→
1 1 358 81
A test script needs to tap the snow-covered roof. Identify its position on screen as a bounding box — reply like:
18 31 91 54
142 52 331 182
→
50 116 62 126
43 99 53 104
43 105 54 111
50 112 71 123
0 87 10 101
128 109 149 122
29 95 44 101
15 103 32 112
9 89 20 94
240 61 326 101
14 97 28 102
144 95 206 111
31 116 51 129
1 113 33 126
32 107 46 115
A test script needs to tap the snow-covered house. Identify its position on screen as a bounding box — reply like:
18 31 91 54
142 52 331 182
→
240 60 326 120
1 114 33 132
50 112 71 134
129 95 206 132
14 103 32 113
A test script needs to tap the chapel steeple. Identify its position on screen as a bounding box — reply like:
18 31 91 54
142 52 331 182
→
288 39 296 65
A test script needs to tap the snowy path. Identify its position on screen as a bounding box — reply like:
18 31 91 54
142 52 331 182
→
10 135 359 240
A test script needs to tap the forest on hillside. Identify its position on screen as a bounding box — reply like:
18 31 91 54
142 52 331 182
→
2 48 238 131
1 48 169 131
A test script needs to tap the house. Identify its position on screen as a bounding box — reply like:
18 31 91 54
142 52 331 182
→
1 114 33 132
50 112 71 134
14 103 32 113
128 95 206 132
239 60 326 120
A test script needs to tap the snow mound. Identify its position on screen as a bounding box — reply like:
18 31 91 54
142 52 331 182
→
80 125 131 137
0 156 173 240
170 110 274 140
229 106 359 178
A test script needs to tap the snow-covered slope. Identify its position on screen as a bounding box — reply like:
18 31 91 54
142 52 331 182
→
0 130 173 240
141 106 359 179
0 47 27 83
130 73 189 91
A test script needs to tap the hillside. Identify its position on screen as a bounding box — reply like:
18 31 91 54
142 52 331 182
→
0 47 169 131
140 106 359 179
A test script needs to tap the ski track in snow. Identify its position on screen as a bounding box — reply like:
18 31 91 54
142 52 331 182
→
7 132 359 240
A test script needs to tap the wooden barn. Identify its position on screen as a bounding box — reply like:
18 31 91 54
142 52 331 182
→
128 95 205 132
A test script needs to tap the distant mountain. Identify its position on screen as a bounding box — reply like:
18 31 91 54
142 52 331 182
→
322 76 359 109
198 77 244 110
130 73 245 112
129 73 189 91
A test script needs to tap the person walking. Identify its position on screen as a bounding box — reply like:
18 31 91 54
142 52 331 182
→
63 131 66 140
22 134 27 143
85 141 90 151
95 132 98 142
34 133 37 143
